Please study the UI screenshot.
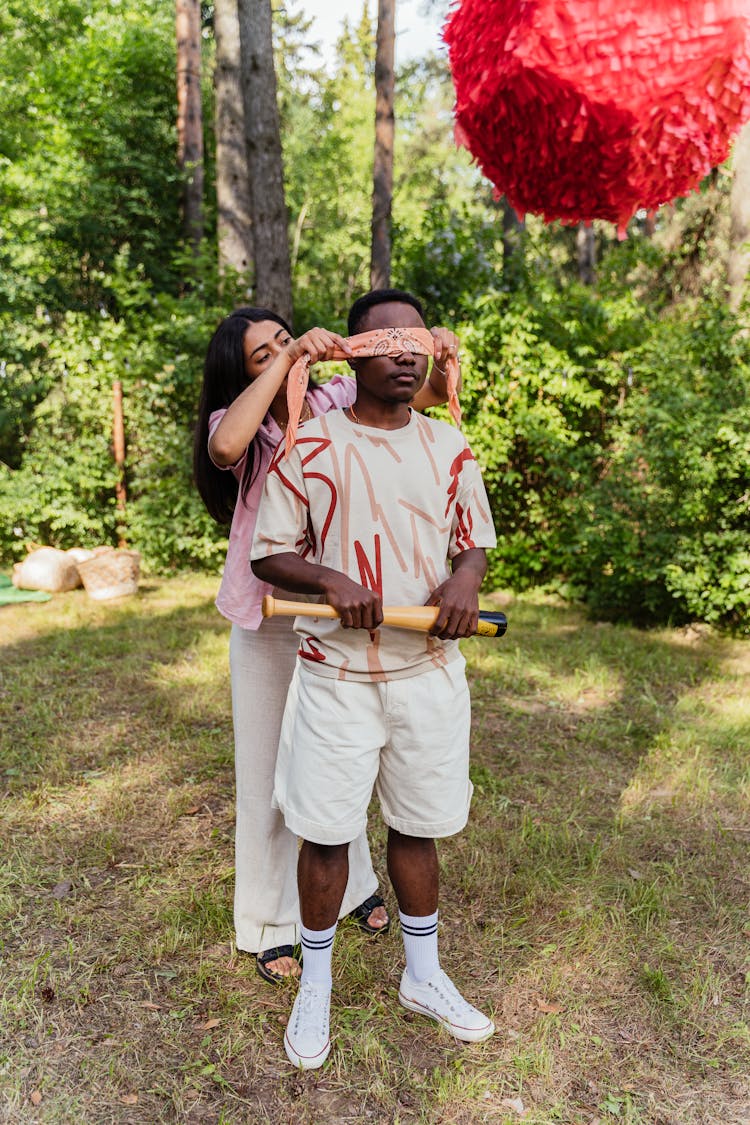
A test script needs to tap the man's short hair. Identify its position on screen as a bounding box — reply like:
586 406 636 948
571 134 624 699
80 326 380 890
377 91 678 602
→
347 288 425 336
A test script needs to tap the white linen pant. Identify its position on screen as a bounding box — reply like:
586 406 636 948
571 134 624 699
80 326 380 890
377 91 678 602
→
230 618 378 952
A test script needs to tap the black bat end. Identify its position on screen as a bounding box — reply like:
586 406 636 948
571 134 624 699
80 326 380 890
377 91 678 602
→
478 610 508 637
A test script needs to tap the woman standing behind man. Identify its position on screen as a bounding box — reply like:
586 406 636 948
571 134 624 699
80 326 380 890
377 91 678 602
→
193 301 460 983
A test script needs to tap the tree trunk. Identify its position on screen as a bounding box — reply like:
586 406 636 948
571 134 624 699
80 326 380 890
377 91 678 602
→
214 0 253 282
500 197 525 288
728 123 750 311
176 0 204 249
237 0 293 324
576 222 596 285
370 0 395 291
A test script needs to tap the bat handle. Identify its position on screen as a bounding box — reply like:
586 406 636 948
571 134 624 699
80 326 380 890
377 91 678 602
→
261 595 339 620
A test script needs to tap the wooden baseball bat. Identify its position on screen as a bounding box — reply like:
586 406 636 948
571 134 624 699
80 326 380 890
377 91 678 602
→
261 595 507 638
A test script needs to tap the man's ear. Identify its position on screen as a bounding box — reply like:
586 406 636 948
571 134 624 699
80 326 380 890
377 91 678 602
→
347 357 360 374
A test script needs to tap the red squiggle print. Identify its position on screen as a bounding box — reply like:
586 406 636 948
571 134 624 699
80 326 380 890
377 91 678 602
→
354 535 383 596
268 440 309 509
454 502 477 552
445 447 476 518
292 434 338 554
298 636 327 663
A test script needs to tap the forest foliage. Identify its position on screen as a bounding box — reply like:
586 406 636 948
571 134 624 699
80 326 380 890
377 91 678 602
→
0 0 748 631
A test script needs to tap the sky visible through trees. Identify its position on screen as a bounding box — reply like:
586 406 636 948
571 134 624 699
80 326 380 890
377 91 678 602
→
300 0 443 67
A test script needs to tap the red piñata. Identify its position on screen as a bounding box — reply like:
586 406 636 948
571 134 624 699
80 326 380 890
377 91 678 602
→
443 0 750 234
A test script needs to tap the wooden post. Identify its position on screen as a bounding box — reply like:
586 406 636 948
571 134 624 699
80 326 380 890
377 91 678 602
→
113 380 127 547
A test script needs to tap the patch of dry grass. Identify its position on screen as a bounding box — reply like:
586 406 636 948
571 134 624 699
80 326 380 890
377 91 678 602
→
1 577 748 1123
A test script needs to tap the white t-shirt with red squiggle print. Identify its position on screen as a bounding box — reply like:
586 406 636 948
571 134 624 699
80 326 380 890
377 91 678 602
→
251 408 497 682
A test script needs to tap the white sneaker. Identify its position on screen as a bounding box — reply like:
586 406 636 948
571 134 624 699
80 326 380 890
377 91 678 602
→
284 980 332 1069
398 968 495 1042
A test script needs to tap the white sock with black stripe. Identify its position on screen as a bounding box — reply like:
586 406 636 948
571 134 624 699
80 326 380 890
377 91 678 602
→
399 910 439 983
300 922 337 989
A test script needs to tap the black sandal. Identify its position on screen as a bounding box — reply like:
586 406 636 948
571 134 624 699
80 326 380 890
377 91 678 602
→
255 945 301 985
348 893 391 936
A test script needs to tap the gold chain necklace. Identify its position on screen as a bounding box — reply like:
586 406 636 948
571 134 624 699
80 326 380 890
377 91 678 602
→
348 402 413 423
277 400 312 433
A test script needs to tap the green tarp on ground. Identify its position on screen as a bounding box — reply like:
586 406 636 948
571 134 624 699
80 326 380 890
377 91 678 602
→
0 573 52 606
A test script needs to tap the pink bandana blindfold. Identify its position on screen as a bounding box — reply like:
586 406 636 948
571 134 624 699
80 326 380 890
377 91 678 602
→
285 327 461 457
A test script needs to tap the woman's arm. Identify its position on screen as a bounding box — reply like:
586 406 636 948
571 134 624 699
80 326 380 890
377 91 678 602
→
208 349 293 467
208 328 352 467
412 326 462 411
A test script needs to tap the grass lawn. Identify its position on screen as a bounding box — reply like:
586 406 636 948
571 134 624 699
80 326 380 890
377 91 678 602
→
1 575 748 1124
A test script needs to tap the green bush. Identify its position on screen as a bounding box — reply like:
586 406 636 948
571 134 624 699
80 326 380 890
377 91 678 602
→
567 303 750 630
0 253 228 571
2 245 747 634
0 317 121 555
458 279 644 592
455 285 749 633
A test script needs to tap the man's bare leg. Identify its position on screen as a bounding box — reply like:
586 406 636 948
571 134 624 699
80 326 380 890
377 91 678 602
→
298 840 350 928
386 829 439 915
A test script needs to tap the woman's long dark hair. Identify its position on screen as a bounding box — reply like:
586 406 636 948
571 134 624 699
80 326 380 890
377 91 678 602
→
193 307 293 524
